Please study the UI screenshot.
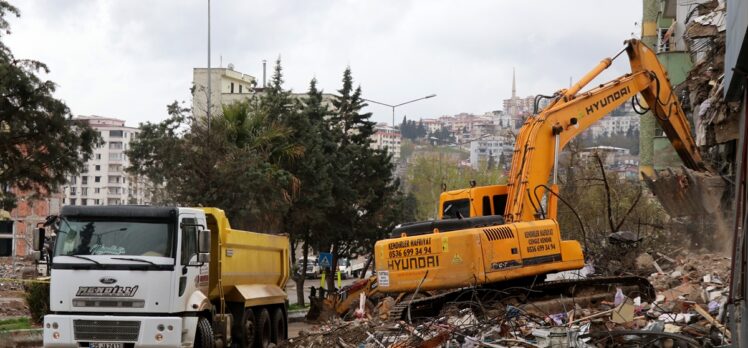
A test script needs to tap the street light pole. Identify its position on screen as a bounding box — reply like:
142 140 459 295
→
207 0 211 132
363 94 437 127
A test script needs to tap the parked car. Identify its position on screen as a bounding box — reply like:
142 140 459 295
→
296 256 321 279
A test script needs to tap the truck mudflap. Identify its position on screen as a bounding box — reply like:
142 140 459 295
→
43 315 190 348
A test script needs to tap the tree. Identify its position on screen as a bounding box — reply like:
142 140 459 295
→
319 67 397 289
283 78 336 305
0 1 99 209
127 98 299 232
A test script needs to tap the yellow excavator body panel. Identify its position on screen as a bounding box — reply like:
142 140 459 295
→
374 219 583 293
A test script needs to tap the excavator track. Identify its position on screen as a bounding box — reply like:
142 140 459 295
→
386 275 655 322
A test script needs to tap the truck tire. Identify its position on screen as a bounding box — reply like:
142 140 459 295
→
234 308 256 348
254 308 272 348
270 307 286 343
195 317 214 348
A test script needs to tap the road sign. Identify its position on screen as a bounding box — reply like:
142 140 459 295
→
318 252 333 269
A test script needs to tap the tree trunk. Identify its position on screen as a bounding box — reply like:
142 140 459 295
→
294 235 311 306
327 244 338 291
359 254 373 279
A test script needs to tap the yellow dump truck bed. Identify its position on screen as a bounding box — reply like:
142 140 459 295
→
200 208 290 306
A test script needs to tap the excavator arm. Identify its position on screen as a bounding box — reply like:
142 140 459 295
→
505 39 704 223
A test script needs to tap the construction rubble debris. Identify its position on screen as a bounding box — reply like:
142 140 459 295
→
283 251 731 348
643 0 734 231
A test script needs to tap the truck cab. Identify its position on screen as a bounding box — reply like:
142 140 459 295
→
42 206 289 348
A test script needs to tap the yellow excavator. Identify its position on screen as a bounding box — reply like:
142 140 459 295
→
368 39 717 319
307 39 718 321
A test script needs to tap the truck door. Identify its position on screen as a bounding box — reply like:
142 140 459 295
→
178 214 209 300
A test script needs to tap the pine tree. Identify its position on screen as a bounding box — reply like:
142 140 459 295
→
0 1 100 209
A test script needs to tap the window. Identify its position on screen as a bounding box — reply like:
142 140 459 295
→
96 154 101 160
493 195 507 216
109 142 123 150
108 176 121 184
109 130 124 138
81 188 88 196
81 176 88 185
230 82 234 93
95 176 101 183
442 199 470 219
239 85 243 93
181 218 197 265
81 199 87 206
70 176 77 185
70 198 76 206
94 188 100 194
0 221 13 257
94 199 100 205
54 219 174 257
482 196 491 216
95 165 101 171
70 187 77 195
110 153 123 161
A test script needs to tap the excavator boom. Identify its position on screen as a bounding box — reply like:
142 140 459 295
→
505 39 705 222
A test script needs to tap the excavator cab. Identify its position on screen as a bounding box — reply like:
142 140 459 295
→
439 185 508 219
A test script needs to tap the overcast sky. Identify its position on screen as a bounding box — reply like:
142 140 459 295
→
5 1 642 127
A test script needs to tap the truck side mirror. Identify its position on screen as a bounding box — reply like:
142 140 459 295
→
198 229 210 254
33 227 45 252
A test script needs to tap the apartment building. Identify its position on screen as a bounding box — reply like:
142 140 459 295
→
192 64 335 119
62 116 151 206
371 123 402 162
469 135 513 170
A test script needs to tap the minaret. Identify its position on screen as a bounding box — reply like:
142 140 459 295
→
512 67 517 99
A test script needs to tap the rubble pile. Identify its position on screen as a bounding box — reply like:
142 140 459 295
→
286 252 731 347
0 260 28 292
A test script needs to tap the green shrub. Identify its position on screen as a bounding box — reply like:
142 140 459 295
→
0 317 31 331
24 282 49 324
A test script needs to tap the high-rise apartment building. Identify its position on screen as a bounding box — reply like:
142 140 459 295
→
371 123 402 162
62 116 151 206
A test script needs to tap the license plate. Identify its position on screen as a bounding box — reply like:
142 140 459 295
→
89 343 124 348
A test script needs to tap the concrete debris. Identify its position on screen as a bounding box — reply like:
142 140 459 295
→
286 252 730 347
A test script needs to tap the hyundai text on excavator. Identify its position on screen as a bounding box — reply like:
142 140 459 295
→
365 39 719 320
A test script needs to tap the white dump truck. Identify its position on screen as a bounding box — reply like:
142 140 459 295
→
37 206 290 347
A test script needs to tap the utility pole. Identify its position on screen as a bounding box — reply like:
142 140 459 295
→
207 0 212 132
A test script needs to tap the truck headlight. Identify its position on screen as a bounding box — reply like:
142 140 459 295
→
155 333 163 341
52 331 60 339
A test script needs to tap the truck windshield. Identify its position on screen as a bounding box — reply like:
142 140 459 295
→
54 219 174 258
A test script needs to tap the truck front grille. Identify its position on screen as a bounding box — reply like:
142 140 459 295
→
73 319 140 342
72 299 146 308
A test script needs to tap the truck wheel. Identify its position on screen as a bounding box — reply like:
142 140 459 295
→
235 308 256 348
270 307 286 343
194 317 214 348
254 308 272 348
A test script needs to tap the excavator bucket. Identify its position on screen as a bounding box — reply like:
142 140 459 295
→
306 277 379 321
642 166 726 218
305 286 340 322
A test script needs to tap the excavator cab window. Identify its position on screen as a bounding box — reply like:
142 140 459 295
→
442 199 470 219
492 195 507 216
482 196 492 216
